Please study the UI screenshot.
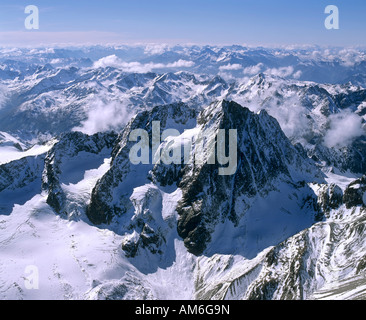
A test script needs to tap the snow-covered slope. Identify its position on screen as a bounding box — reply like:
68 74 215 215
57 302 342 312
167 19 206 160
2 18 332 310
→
0 98 363 300
1 56 365 176
1 46 366 300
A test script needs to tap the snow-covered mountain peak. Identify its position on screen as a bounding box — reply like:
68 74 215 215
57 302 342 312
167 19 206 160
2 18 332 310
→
1 45 366 300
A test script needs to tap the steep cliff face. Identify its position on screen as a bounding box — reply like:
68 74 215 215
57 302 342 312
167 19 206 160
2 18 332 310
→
1 45 366 300
86 102 197 226
0 155 44 215
85 100 324 259
175 100 323 255
317 183 344 216
0 99 365 300
85 103 197 263
343 176 366 209
194 181 366 300
42 131 117 217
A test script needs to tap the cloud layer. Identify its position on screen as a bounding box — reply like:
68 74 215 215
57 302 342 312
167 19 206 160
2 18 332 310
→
73 100 133 135
324 111 365 148
219 64 242 71
0 85 8 110
93 55 194 72
243 63 264 75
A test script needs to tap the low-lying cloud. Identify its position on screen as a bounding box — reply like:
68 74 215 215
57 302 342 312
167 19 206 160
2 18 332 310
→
262 66 302 79
243 63 263 75
219 64 242 71
73 100 133 135
263 96 310 141
265 66 294 78
0 85 8 110
324 111 365 148
144 44 170 55
93 55 194 72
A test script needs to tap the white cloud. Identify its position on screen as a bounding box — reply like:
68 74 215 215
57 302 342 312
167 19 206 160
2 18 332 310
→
219 64 242 71
265 96 310 141
243 63 263 75
339 48 366 67
93 55 194 72
218 71 244 82
50 58 63 64
93 55 122 69
295 47 366 67
0 85 8 110
234 85 310 142
73 100 133 135
32 48 55 54
265 66 294 78
144 44 169 55
0 48 22 55
293 70 302 79
324 111 365 148
165 60 195 68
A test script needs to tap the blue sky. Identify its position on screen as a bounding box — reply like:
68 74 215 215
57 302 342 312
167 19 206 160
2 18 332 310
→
0 0 365 46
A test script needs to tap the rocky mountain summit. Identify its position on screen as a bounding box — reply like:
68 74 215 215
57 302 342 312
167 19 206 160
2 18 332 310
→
1 45 366 300
0 98 365 299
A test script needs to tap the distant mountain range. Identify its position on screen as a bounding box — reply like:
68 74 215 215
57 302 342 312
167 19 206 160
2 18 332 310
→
0 45 365 300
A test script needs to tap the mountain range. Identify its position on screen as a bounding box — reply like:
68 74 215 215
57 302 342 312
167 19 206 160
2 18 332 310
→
0 45 365 300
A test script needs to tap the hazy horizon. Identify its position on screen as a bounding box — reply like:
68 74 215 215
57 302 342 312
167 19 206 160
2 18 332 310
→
0 0 365 47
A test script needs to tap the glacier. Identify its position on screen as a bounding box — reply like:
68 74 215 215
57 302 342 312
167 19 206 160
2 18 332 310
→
0 45 365 300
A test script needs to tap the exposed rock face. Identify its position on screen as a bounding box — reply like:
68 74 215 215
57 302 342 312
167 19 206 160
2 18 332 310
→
343 176 366 209
2 45 366 300
0 156 43 193
195 201 366 300
86 102 197 226
1 98 365 300
176 100 322 255
0 156 44 215
192 173 366 300
85 273 155 300
310 143 366 176
317 183 344 215
86 100 324 257
2 61 366 177
121 185 167 258
42 131 117 215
